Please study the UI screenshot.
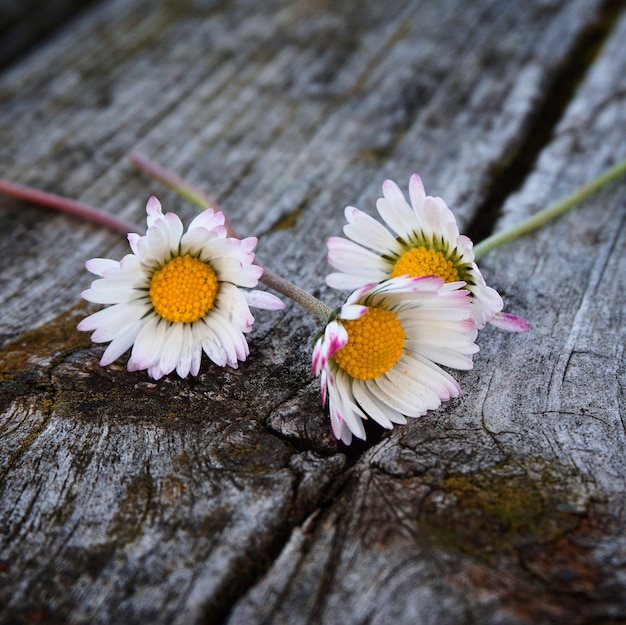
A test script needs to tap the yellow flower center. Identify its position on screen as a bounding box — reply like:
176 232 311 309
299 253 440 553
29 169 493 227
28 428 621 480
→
149 255 218 323
334 307 406 380
391 247 460 283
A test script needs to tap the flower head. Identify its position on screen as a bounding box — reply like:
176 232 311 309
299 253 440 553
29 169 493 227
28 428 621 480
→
312 276 479 444
326 174 529 332
78 197 284 379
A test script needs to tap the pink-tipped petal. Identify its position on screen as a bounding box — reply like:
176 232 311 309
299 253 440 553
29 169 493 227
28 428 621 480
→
239 236 258 253
188 208 225 234
489 311 530 332
325 321 349 359
339 304 368 320
381 179 405 202
145 196 163 226
85 257 119 276
127 232 141 254
408 173 426 209
244 290 285 311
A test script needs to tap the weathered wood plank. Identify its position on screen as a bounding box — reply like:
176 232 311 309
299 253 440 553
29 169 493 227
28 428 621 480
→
0 0 612 343
227 8 626 625
0 0 624 623
0 0 102 70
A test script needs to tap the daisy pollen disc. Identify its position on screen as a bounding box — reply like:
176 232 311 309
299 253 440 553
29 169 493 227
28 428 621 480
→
334 307 405 380
391 247 460 283
150 254 218 323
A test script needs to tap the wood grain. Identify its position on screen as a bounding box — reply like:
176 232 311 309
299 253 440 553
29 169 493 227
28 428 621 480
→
1 0 625 623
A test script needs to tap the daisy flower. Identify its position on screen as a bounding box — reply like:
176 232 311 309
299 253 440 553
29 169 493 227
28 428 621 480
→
312 276 479 444
78 197 284 379
326 174 529 332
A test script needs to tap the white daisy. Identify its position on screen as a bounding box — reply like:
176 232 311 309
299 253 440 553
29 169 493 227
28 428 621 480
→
78 197 284 379
326 174 529 332
312 276 479 444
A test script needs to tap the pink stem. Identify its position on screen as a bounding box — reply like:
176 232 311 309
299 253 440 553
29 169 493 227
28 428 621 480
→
0 178 141 235
0 159 333 321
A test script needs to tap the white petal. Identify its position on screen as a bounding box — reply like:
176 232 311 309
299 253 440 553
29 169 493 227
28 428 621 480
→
145 219 174 262
81 280 144 305
79 302 147 340
469 273 504 329
130 316 167 370
244 290 285 310
99 319 145 366
211 255 261 288
381 179 406 203
189 334 203 375
408 173 426 211
343 207 400 255
199 322 228 367
147 365 166 380
327 237 390 274
329 401 354 444
352 381 394 429
420 196 459 243
376 185 418 237
326 271 382 290
415 343 475 370
215 283 255 331
384 364 443 413
407 354 462 399
188 208 225 234
156 322 185 376
85 258 119 276
210 311 249 366
180 226 218 257
330 370 366 440
161 211 184 249
364 376 414 417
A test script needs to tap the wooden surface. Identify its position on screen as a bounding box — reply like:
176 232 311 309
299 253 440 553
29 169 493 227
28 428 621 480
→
1 1 625 623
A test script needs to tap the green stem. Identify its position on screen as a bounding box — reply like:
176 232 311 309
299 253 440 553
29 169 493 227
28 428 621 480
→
473 157 626 261
129 153 237 237
130 152 333 321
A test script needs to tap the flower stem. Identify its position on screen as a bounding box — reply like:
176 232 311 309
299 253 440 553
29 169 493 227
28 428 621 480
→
261 268 333 320
0 177 141 235
473 157 626 261
130 152 333 321
129 153 238 237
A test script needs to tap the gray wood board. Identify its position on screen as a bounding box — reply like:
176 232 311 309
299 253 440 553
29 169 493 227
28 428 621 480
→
1 0 625 623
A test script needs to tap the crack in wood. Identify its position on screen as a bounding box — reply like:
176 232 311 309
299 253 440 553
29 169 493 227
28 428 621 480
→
465 0 626 245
